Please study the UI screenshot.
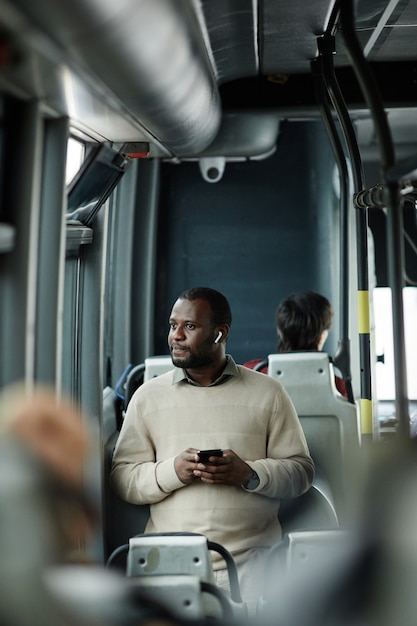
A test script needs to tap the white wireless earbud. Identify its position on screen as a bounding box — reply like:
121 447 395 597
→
214 331 222 344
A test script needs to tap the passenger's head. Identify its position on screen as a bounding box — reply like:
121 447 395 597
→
168 287 231 369
276 291 333 352
0 384 94 560
0 384 89 488
177 287 232 328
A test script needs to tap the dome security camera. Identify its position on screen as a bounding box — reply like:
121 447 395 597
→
199 157 226 183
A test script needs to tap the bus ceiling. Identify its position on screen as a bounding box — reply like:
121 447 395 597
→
0 1 417 159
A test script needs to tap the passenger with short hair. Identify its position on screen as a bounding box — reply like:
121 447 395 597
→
111 286 314 612
244 290 347 397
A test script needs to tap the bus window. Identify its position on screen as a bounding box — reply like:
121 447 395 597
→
374 287 417 401
66 137 85 185
374 287 417 434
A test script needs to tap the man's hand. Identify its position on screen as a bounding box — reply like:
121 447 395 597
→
193 449 253 486
174 447 200 484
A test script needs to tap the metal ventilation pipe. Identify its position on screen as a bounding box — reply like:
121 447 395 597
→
10 0 222 155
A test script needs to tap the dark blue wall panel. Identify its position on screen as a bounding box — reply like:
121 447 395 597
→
155 121 339 364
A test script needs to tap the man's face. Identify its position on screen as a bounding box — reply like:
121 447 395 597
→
168 298 217 369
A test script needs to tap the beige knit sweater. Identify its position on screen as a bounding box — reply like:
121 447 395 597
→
110 358 314 567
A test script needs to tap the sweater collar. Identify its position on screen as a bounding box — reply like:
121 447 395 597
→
172 355 238 386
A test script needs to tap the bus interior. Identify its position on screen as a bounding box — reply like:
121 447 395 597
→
0 0 417 623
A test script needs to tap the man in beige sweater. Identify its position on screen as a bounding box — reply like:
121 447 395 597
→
111 287 314 611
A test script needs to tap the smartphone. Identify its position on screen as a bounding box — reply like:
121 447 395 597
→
197 448 223 463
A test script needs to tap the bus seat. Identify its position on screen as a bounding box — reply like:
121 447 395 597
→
268 529 353 575
123 364 144 412
43 564 176 625
280 470 339 534
258 529 355 618
103 387 150 559
143 355 174 381
120 356 174 411
126 533 215 581
268 352 360 523
117 532 245 620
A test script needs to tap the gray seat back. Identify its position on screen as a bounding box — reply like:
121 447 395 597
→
268 352 360 522
143 355 175 382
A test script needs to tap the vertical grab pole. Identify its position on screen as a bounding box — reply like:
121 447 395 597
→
311 56 354 405
340 0 410 440
316 32 373 439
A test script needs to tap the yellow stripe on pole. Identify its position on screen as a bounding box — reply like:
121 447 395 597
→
358 290 370 334
360 398 373 435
